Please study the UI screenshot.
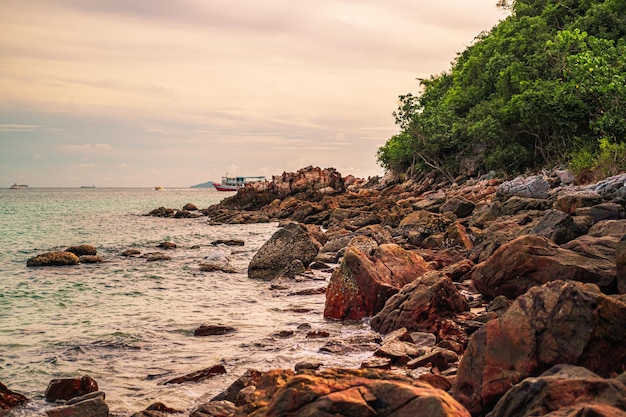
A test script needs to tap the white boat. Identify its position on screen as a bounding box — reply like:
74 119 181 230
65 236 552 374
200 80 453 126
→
10 183 28 189
213 176 265 192
154 186 165 191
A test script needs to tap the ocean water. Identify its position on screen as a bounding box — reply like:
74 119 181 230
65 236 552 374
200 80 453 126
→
0 188 374 416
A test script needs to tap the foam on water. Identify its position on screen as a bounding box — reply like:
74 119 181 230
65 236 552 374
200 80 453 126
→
0 188 375 416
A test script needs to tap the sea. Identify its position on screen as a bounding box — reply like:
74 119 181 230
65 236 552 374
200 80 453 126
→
0 187 375 416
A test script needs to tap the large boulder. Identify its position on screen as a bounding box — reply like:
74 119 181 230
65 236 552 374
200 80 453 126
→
45 375 99 402
27 251 80 267
65 245 97 256
0 381 27 410
235 368 471 417
247 222 321 281
370 266 471 335
46 392 108 417
452 280 626 416
471 235 616 299
497 175 551 200
486 364 626 417
324 242 432 321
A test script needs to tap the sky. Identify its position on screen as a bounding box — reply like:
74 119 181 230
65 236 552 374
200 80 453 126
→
0 1 507 188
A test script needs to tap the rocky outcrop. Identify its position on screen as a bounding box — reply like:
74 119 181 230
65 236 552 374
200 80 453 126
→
471 235 616 299
324 241 432 320
45 392 108 417
27 251 80 267
247 222 322 280
370 266 471 335
452 280 626 416
163 365 227 385
235 368 470 417
45 375 99 402
486 364 626 417
0 381 27 410
65 245 97 256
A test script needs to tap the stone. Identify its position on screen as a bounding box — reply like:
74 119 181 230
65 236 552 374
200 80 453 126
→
370 269 469 335
554 190 602 214
618 234 626 294
497 175 551 200
324 243 432 321
121 249 141 257
235 368 471 417
211 239 245 246
248 222 321 281
471 235 616 299
131 402 182 417
212 369 264 403
440 197 476 218
45 392 108 417
199 261 238 273
531 210 581 244
147 207 176 217
183 203 198 211
65 245 97 256
194 324 237 336
445 221 474 249
190 400 237 417
143 252 171 262
158 241 177 249
544 404 626 417
501 196 551 215
486 364 626 417
27 251 80 267
164 364 226 385
0 381 27 410
452 280 626 416
45 375 99 402
79 255 104 264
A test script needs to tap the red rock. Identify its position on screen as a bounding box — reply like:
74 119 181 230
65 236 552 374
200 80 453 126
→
45 375 99 403
46 392 108 417
164 364 226 385
0 381 27 410
324 243 432 321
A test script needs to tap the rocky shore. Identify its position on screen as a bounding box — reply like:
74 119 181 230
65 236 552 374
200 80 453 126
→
7 165 626 416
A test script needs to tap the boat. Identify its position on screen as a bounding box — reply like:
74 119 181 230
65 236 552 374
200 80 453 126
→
9 183 28 189
154 186 165 191
213 176 266 192
80 185 96 188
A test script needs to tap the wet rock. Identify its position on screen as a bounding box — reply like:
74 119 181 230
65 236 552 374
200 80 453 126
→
452 280 626 416
27 251 80 267
294 361 323 371
486 364 626 417
190 400 237 417
194 324 237 336
44 375 99 402
121 249 141 257
370 268 469 335
212 369 264 403
471 235 615 299
45 392 108 417
148 207 176 217
0 381 27 410
164 364 226 385
247 222 321 281
131 402 182 417
324 242 432 321
143 252 171 262
211 239 245 246
79 255 104 264
65 245 97 256
497 175 551 200
182 203 198 211
235 368 471 417
157 241 176 250
199 261 238 273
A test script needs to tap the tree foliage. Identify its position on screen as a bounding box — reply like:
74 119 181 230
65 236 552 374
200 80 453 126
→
377 0 626 178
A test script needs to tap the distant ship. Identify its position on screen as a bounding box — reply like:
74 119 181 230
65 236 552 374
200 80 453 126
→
80 185 96 188
154 185 165 191
213 176 266 192
10 183 28 189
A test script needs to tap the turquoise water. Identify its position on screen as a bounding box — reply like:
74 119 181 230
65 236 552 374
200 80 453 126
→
0 188 372 416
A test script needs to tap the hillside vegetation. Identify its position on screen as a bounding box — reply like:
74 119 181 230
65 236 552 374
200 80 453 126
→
377 0 626 181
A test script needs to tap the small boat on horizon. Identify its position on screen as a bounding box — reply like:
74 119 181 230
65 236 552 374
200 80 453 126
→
80 185 96 188
154 185 165 191
213 176 266 192
10 183 28 189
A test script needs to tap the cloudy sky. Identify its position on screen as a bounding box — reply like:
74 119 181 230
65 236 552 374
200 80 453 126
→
0 1 506 187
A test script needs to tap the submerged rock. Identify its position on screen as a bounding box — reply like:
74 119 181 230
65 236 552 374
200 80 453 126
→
45 375 99 403
65 245 97 256
164 365 227 385
0 381 27 410
27 251 80 267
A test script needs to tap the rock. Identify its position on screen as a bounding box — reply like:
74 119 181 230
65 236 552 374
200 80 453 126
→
324 243 432 321
247 222 321 281
554 190 602 214
211 239 245 246
407 347 459 370
583 202 625 223
212 369 264 403
190 400 237 417
158 241 176 250
27 251 80 267
0 381 27 410
46 392 108 417
121 249 141 257
555 169 576 185
148 207 176 217
471 235 616 299
618 234 626 294
486 364 626 417
199 262 238 273
194 324 237 336
544 404 626 417
589 173 626 198
440 196 476 218
44 375 99 402
370 268 469 335
164 364 227 385
373 339 425 366
531 210 581 244
294 361 323 371
183 203 198 211
65 245 97 256
131 402 182 417
79 255 104 264
452 280 626 416
501 196 551 215
235 368 471 417
445 221 474 249
497 175 551 200
143 252 171 262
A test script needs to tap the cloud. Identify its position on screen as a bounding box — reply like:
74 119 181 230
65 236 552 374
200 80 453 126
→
0 124 40 132
60 144 112 153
